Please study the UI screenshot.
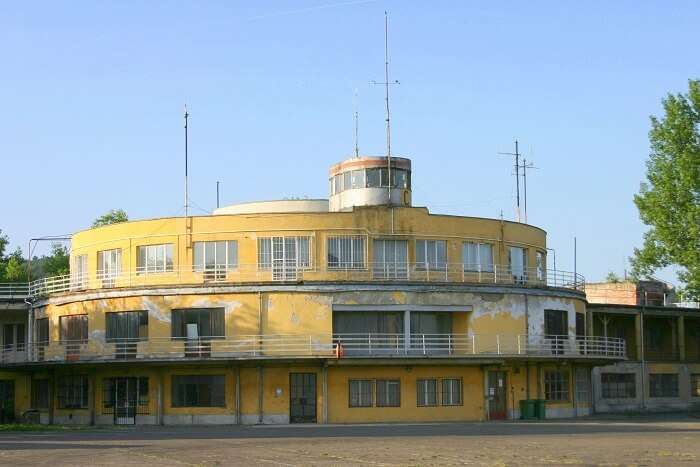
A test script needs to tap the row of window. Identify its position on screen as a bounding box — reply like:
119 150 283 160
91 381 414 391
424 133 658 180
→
601 373 700 399
74 237 544 277
330 167 411 194
349 378 463 408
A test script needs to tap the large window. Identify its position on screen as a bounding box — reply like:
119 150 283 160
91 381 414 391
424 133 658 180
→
441 378 462 406
97 248 121 285
508 246 528 283
35 318 49 344
137 244 174 274
462 242 494 273
416 379 438 407
106 311 148 341
372 239 408 279
417 378 462 407
257 236 311 271
327 236 366 269
649 373 678 398
57 375 88 409
171 308 225 339
544 370 569 401
349 379 373 407
172 375 225 407
376 379 401 407
363 168 409 189
691 374 700 398
193 241 238 276
601 373 636 399
32 379 49 409
72 254 88 288
416 240 447 271
103 377 149 414
59 315 88 343
3 323 25 350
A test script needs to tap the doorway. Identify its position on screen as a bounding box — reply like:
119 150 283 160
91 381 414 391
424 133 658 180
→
545 310 568 355
104 377 147 425
290 373 317 423
0 380 15 424
487 371 507 420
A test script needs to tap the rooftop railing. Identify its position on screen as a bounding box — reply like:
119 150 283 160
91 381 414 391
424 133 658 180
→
26 262 585 298
0 283 30 300
0 333 624 365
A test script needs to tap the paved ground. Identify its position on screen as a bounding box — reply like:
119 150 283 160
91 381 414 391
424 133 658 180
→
1 415 699 466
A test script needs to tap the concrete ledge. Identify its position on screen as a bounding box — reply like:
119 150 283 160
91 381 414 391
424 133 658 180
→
163 414 237 425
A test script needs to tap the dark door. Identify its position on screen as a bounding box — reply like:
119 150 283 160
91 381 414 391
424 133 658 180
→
0 380 15 424
487 371 507 420
114 377 137 425
290 373 317 423
545 310 568 355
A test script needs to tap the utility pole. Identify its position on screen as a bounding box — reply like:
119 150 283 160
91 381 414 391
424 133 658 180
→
498 140 522 222
354 89 360 158
184 105 189 218
216 181 220 209
371 12 400 203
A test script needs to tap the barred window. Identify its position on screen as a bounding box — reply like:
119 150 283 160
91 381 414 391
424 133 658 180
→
327 236 366 269
172 375 225 407
649 373 678 398
257 236 312 270
544 370 569 401
32 379 49 409
102 377 150 415
349 379 373 407
57 375 89 409
376 379 400 407
691 374 700 397
416 379 438 407
601 373 636 399
441 378 462 406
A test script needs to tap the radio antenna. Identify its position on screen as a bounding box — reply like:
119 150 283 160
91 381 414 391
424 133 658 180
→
354 89 360 158
498 140 522 222
184 105 190 217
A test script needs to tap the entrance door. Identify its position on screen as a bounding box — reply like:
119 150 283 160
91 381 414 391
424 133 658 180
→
114 377 137 425
545 310 568 355
0 380 15 424
487 371 507 420
290 373 316 423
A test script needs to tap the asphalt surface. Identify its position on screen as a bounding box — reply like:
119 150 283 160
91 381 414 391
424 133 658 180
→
0 415 699 466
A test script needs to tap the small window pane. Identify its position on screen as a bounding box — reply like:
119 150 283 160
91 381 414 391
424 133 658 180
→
417 379 437 407
349 380 373 407
366 168 380 187
442 378 462 405
376 379 400 407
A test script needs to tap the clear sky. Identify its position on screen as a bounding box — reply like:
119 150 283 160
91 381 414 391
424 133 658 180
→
1 1 698 284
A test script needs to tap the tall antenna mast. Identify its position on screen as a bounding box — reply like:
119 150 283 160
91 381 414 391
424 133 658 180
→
521 157 537 223
371 11 399 203
498 140 522 222
184 105 189 217
354 89 359 158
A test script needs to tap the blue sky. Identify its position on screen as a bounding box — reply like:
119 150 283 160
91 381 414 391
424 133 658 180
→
1 1 698 284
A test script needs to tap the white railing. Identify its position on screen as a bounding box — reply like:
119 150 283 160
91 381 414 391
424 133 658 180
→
0 333 624 365
0 283 30 300
26 262 585 298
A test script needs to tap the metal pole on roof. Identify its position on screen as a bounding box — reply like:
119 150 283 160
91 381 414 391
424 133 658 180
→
184 105 189 218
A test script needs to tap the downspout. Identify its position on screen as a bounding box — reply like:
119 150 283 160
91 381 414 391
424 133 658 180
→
640 305 646 411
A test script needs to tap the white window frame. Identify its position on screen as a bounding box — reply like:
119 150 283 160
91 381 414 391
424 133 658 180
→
97 248 121 286
416 378 438 407
508 246 528 283
441 378 463 406
416 239 447 271
372 239 408 279
136 244 174 275
536 251 545 281
327 236 366 269
193 241 238 273
257 236 313 279
71 254 88 289
462 242 494 273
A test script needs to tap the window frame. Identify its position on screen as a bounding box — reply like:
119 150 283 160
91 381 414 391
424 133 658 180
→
257 236 313 271
136 244 174 275
57 375 89 409
375 379 401 407
193 240 239 273
441 378 463 406
171 375 226 408
31 379 50 410
649 373 679 398
462 242 494 273
97 248 122 282
348 379 374 408
601 373 636 399
171 308 225 340
327 236 367 270
415 239 447 272
416 378 438 407
544 370 570 402
59 314 88 343
105 310 148 342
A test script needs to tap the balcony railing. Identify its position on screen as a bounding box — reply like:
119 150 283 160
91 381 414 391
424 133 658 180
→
0 283 30 300
0 334 624 365
26 262 585 298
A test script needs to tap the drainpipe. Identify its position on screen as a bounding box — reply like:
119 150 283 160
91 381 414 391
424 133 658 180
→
640 305 646 411
257 366 264 424
235 366 241 425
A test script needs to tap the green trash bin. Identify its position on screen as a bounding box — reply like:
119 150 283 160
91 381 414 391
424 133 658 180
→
534 399 546 420
519 399 536 420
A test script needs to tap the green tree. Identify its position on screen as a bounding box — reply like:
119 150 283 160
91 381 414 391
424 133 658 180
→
0 230 8 280
4 249 26 282
605 271 621 283
631 79 700 299
92 209 128 228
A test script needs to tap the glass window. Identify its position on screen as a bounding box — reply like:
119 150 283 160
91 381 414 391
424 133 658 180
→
60 315 88 343
171 375 225 407
193 241 238 273
649 374 678 398
536 251 545 281
376 379 400 407
442 378 462 405
57 375 89 409
416 240 447 271
372 239 408 279
136 244 174 274
35 318 49 344
462 242 494 272
509 247 528 283
171 308 225 339
258 237 312 271
379 168 389 187
97 249 121 283
343 171 352 192
393 169 409 189
692 374 700 397
349 379 373 407
333 174 343 194
417 379 438 407
32 379 49 409
72 254 88 288
601 373 636 399
544 370 569 401
366 168 381 187
327 236 366 269
351 169 365 189
106 311 148 341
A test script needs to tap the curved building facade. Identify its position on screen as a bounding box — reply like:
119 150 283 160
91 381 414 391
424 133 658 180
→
0 156 625 425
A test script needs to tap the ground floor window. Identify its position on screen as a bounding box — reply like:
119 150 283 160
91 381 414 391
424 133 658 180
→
417 379 438 407
649 373 678 398
31 379 49 409
544 370 569 401
442 378 463 406
102 377 150 415
601 373 636 399
57 375 88 409
171 375 225 407
692 374 700 398
376 380 400 407
349 379 373 407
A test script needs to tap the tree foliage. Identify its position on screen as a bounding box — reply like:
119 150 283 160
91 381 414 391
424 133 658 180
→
92 209 128 228
0 229 70 282
605 271 621 283
631 79 700 299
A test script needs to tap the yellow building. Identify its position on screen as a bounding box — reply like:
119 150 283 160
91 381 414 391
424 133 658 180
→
0 156 625 425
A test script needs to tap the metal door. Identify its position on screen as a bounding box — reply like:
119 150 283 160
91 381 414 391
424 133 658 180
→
114 377 137 425
290 373 317 423
487 371 507 420
0 380 15 424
